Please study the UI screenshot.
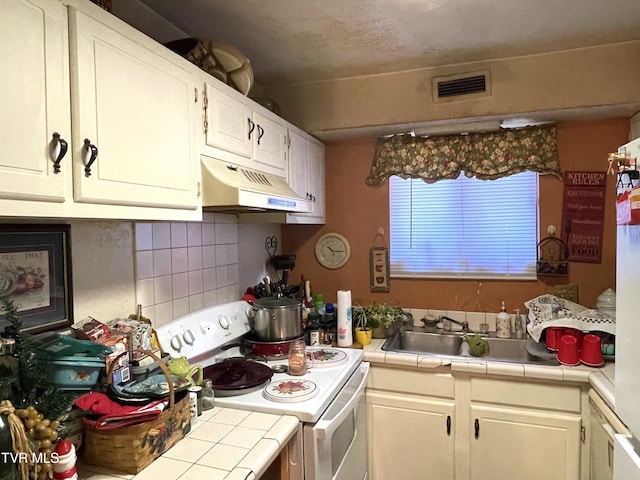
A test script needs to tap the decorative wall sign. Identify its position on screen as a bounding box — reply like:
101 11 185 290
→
0 225 73 333
370 246 390 291
561 171 607 264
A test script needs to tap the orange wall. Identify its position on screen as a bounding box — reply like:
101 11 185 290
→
282 118 630 312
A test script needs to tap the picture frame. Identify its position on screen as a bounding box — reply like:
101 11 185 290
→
369 246 390 292
0 224 73 334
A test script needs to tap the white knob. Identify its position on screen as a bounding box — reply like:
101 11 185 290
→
218 315 231 330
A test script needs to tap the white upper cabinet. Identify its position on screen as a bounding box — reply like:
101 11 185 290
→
286 126 326 224
0 0 70 203
203 84 253 160
69 6 199 210
0 0 201 220
202 80 287 177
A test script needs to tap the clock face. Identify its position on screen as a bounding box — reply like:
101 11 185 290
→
315 233 351 269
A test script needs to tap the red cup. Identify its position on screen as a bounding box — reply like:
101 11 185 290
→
557 334 580 365
545 327 563 351
581 334 604 367
563 328 583 347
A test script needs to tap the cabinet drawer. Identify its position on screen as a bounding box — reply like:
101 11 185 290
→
368 366 454 398
470 377 582 413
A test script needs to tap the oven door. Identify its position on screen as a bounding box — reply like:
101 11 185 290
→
303 362 370 480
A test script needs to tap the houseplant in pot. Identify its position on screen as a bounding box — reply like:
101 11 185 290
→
354 303 404 339
352 305 373 346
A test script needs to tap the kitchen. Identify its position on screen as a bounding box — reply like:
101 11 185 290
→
1 0 640 479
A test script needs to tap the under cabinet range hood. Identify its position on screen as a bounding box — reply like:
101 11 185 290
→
201 156 312 213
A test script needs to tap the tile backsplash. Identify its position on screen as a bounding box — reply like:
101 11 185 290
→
135 213 240 327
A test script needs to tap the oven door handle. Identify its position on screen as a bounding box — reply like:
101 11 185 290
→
313 362 369 440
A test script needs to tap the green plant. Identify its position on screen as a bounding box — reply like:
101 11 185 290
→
353 303 403 329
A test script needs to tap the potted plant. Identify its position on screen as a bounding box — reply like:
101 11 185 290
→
354 303 404 339
352 305 373 346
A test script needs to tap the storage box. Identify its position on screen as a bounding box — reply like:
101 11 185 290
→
43 356 104 390
72 317 111 342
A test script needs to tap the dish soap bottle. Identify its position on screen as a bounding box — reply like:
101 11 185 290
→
495 301 512 338
514 309 525 339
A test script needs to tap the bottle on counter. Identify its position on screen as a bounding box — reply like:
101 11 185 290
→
323 303 337 345
307 313 321 346
314 294 325 316
201 379 215 411
514 309 525 339
495 301 512 338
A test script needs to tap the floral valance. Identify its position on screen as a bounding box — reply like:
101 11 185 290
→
365 124 562 185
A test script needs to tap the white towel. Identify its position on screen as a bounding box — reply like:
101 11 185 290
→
337 290 353 347
525 294 616 343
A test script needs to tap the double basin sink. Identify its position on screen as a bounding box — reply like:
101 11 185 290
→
382 327 558 365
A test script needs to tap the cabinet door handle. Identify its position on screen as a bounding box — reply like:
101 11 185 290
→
248 118 255 140
83 138 98 177
446 415 451 436
257 125 265 145
474 419 479 439
51 132 68 174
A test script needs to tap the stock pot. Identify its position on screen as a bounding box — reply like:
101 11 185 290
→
249 297 303 341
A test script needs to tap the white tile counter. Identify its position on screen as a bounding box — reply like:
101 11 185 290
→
78 407 299 480
363 337 616 398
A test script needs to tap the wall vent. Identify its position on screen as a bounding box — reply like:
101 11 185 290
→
438 75 486 97
432 70 491 103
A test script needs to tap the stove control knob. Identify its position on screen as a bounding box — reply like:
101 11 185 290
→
183 329 195 345
218 315 231 330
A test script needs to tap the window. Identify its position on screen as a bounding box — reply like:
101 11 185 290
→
389 171 539 279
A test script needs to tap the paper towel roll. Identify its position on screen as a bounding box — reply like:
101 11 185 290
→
337 290 353 347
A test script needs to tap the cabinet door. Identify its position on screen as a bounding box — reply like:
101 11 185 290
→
367 391 455 480
287 129 309 198
204 82 253 160
469 405 581 480
252 110 287 177
69 8 199 210
306 140 326 222
0 0 70 203
287 130 326 224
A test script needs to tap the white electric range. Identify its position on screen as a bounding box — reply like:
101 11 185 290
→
155 300 369 480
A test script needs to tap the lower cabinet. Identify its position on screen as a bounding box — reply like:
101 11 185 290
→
367 391 455 480
469 405 581 480
366 365 585 480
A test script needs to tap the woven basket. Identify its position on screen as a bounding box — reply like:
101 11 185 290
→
81 350 191 474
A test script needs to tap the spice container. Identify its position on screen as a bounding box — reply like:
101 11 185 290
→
201 379 215 411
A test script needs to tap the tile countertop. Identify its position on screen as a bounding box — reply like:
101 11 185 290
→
363 338 617 407
77 407 299 480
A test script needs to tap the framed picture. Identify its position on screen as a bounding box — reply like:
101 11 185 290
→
369 246 390 292
0 225 73 334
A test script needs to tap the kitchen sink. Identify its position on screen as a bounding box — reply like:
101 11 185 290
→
382 328 559 365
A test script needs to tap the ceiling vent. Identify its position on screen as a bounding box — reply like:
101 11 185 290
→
432 70 491 104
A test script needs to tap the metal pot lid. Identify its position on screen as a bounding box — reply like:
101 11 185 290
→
204 359 273 391
253 297 301 308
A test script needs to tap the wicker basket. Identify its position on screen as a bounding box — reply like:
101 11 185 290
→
81 350 191 474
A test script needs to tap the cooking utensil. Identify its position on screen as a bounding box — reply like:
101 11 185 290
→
221 334 303 359
203 358 273 396
249 297 303 341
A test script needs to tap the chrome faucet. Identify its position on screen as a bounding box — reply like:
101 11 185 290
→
438 315 470 333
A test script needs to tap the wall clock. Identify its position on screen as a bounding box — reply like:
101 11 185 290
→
315 233 351 269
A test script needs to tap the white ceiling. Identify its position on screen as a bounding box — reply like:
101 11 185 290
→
138 0 640 87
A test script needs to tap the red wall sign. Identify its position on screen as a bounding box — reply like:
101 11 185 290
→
561 171 607 263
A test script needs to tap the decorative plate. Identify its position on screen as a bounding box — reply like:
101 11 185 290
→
308 348 348 367
263 379 318 403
